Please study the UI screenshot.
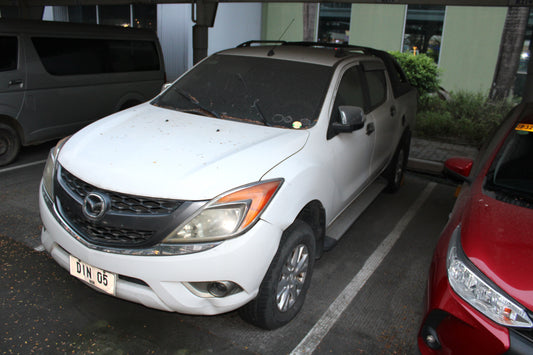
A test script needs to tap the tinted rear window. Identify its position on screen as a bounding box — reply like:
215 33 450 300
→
153 54 333 129
32 37 159 75
0 36 17 72
365 70 387 109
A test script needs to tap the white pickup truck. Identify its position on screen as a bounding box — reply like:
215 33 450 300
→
39 41 417 329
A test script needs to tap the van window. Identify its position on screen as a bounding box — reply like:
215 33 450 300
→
0 36 17 72
31 37 160 76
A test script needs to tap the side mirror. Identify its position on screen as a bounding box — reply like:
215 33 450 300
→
444 157 474 183
161 82 172 92
332 106 365 134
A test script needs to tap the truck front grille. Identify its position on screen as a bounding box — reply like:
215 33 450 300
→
55 166 193 248
61 168 182 215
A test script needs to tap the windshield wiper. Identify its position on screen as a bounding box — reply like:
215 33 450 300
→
252 99 271 127
174 88 220 118
236 74 271 127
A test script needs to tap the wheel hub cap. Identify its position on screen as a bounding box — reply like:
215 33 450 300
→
276 243 309 312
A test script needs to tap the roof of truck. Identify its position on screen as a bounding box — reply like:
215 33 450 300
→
218 41 390 67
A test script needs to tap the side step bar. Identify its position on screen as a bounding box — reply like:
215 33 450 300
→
324 178 387 250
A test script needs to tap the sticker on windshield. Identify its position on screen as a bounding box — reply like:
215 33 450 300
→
292 121 302 129
515 123 533 132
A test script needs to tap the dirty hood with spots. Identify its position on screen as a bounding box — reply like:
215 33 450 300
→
57 103 309 200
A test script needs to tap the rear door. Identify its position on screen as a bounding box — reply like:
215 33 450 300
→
362 62 398 176
0 35 26 123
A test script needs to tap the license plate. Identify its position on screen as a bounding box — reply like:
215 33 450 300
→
69 256 116 295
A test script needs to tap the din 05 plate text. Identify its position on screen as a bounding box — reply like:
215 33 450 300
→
69 255 116 295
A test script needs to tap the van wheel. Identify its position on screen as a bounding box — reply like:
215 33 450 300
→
0 123 20 166
119 100 140 111
384 134 410 193
239 220 315 329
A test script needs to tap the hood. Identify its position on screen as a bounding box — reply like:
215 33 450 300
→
461 186 533 311
58 103 308 200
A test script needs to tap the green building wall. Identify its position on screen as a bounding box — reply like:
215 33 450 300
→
261 3 303 42
349 4 406 52
261 4 507 94
439 6 506 93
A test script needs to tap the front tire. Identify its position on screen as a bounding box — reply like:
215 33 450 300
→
0 123 21 166
239 220 316 329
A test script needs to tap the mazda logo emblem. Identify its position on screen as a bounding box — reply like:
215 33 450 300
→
82 192 109 220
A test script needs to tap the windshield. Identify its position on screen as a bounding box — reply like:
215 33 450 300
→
152 54 333 129
485 124 533 208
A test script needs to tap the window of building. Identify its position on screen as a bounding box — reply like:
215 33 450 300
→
0 36 17 72
402 5 445 63
99 5 131 27
67 5 96 24
132 4 156 30
60 4 156 30
317 3 351 44
514 9 533 98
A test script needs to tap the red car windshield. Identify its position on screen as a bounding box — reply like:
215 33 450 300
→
485 124 533 207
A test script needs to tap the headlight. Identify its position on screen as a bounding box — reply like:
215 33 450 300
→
42 136 70 199
447 225 533 328
163 179 283 243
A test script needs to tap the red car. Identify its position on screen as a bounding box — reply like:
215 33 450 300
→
418 103 533 354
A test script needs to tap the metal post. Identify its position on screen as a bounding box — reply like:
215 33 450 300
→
191 0 218 65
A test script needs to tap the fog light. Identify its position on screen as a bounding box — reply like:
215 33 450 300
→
184 281 243 298
208 281 235 297
422 326 441 350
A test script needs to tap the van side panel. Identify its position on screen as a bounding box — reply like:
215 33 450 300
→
0 34 26 129
0 19 165 146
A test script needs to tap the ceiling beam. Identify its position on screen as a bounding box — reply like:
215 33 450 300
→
1 0 533 7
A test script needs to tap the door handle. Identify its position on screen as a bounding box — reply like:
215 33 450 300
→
366 122 375 135
8 79 23 87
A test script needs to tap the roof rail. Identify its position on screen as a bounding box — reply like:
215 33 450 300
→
235 40 392 62
282 41 386 57
237 40 287 48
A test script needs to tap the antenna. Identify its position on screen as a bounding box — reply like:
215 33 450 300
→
278 18 295 41
268 18 295 57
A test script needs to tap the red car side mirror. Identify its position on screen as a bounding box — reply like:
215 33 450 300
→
444 157 474 180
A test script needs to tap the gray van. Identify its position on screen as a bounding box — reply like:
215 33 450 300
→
0 19 165 166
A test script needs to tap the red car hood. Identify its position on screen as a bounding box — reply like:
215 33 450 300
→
461 185 533 310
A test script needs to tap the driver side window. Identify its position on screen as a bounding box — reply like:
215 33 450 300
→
330 66 365 124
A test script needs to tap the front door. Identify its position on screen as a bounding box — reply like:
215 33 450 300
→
324 64 375 218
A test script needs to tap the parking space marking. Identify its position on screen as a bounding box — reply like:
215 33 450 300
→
290 182 437 355
0 160 46 174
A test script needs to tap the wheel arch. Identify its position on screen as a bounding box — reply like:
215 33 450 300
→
0 115 23 144
294 200 326 259
114 92 145 112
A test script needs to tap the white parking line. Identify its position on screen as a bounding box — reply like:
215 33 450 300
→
290 182 437 355
0 160 47 174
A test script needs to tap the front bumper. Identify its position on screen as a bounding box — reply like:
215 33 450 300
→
418 226 533 354
39 183 282 315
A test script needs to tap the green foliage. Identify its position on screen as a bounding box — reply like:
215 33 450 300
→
415 91 516 146
389 51 441 95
